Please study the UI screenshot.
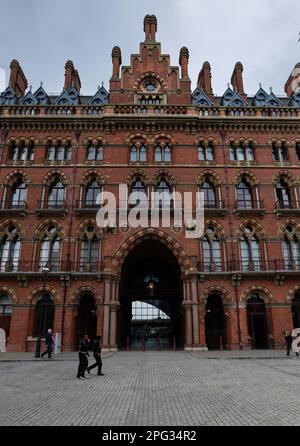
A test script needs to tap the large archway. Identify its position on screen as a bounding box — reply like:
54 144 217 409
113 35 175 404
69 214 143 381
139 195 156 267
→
118 238 184 350
246 294 268 349
205 293 226 350
75 294 97 348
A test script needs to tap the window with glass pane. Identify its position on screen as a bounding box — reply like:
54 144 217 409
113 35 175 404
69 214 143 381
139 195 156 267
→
201 180 216 208
0 227 20 272
156 178 171 208
237 179 253 208
0 295 12 315
47 146 55 161
48 179 65 207
247 145 254 161
96 145 103 161
241 238 250 271
130 145 138 162
206 144 214 161
129 178 147 207
85 179 102 207
296 143 300 161
155 146 162 162
140 145 147 162
11 181 27 207
87 145 95 160
198 144 205 160
164 145 171 162
251 238 261 271
230 144 236 160
276 180 291 208
237 145 245 161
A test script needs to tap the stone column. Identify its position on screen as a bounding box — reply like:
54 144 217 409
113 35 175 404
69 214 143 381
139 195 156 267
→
102 278 111 348
182 280 192 349
190 278 200 347
109 301 120 350
199 305 207 349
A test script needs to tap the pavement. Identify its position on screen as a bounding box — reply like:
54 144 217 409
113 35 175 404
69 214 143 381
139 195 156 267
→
0 350 300 426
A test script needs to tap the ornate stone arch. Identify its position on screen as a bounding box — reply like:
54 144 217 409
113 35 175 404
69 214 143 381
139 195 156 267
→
27 285 61 305
33 219 66 238
278 219 300 237
152 169 176 186
71 286 102 305
126 169 150 185
0 286 18 304
75 219 104 240
286 285 300 303
43 136 74 146
272 170 297 186
240 285 274 304
112 228 190 276
236 219 266 238
203 219 226 238
80 170 105 186
133 72 168 92
42 169 69 185
152 133 176 146
82 136 107 146
126 133 149 145
0 219 25 237
200 286 232 305
233 170 259 186
4 170 30 186
197 170 221 186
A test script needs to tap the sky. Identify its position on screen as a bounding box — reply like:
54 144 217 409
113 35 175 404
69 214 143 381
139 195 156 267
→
0 0 299 96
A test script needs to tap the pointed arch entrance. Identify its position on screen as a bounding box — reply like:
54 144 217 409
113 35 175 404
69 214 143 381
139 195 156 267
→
75 294 97 347
118 238 184 350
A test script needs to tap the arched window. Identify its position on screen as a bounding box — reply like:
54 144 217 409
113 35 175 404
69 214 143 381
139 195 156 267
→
8 142 34 161
236 178 253 209
130 144 147 163
129 177 147 207
33 294 55 336
10 179 27 208
47 178 65 208
85 178 102 208
0 294 13 337
0 225 20 272
155 144 171 163
282 226 300 270
272 142 287 161
291 293 300 328
46 143 72 161
198 143 214 161
230 142 254 162
247 293 268 349
240 225 261 271
276 178 291 209
155 177 172 208
39 225 61 271
200 179 217 209
202 226 222 272
79 225 99 272
86 143 103 161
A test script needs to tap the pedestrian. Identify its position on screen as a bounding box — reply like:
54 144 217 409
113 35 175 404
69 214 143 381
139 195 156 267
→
87 336 104 376
77 334 89 380
284 331 293 356
41 328 54 359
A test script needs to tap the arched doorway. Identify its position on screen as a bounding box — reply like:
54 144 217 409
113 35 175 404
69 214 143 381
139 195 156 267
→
118 239 183 350
291 293 300 328
75 294 97 348
247 294 268 349
205 294 226 350
33 293 55 336
0 294 13 338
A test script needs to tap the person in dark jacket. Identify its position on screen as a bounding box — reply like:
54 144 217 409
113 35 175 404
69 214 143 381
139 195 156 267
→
41 329 54 359
77 334 89 380
285 331 293 356
87 336 104 376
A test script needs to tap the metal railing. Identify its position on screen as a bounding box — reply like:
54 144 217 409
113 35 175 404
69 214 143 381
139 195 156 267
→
36 199 66 210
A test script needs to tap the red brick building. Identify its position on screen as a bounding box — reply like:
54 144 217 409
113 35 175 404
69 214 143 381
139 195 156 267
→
1 15 300 352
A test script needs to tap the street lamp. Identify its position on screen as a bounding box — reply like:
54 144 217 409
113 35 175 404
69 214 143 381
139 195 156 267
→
34 266 50 358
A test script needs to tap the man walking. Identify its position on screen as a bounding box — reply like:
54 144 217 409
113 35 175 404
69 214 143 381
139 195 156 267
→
77 334 89 380
87 336 104 376
41 328 54 359
284 331 293 356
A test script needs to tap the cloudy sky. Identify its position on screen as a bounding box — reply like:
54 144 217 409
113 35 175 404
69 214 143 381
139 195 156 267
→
0 0 299 96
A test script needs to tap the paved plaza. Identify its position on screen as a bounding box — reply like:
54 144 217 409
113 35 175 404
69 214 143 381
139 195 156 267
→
0 351 300 426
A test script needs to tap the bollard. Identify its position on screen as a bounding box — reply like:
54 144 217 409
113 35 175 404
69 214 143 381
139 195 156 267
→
35 336 41 358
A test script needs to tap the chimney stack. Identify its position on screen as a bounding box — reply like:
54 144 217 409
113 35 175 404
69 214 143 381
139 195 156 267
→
111 46 122 79
197 62 213 95
231 62 245 95
144 15 157 42
9 59 28 97
179 47 189 79
64 60 81 92
285 63 300 97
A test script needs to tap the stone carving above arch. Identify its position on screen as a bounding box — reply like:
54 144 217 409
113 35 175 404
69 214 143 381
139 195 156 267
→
42 169 69 185
126 133 149 145
203 219 226 238
112 228 190 276
27 285 61 305
240 285 274 304
75 219 104 239
4 169 30 186
126 169 150 185
0 219 25 237
233 170 259 186
33 219 66 238
197 170 221 186
272 170 297 186
71 286 103 305
133 72 168 92
0 286 18 304
278 219 300 237
7 136 38 146
236 219 266 238
152 169 176 185
82 136 107 146
195 136 218 146
152 133 176 146
286 285 300 303
200 286 232 305
43 136 74 146
80 170 105 185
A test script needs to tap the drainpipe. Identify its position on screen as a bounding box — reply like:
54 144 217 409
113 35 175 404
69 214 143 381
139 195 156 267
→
219 127 242 349
61 129 81 350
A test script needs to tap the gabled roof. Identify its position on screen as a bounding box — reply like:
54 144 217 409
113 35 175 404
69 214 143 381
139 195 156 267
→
19 89 38 105
53 89 73 105
0 86 17 105
67 85 80 105
33 85 50 105
252 86 269 106
192 88 214 106
221 87 246 106
88 86 109 105
264 90 282 107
